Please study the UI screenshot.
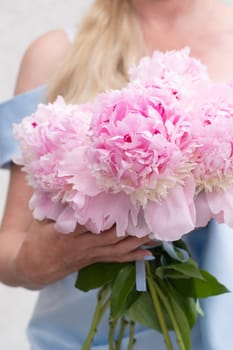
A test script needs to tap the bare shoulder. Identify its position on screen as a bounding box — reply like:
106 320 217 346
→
14 29 72 95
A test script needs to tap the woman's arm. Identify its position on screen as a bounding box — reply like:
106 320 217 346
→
0 30 153 290
0 29 73 287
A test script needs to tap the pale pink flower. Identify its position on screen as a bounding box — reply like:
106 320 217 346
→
192 84 233 227
129 47 210 109
14 97 93 228
78 83 198 239
89 84 196 205
15 49 215 240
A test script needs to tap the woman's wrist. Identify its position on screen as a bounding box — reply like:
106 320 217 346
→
11 249 44 290
0 231 43 290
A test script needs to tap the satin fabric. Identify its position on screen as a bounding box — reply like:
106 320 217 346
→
27 272 203 350
0 86 46 168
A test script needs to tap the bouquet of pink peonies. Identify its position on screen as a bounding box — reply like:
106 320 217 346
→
14 48 230 350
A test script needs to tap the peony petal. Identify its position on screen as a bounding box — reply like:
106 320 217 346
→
59 148 101 197
207 186 233 228
55 206 77 233
127 207 150 237
184 176 197 224
144 181 196 241
75 192 132 236
30 192 64 221
194 191 212 227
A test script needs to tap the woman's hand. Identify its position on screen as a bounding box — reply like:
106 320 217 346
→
13 220 155 290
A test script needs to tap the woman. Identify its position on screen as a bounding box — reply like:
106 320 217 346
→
1 0 233 349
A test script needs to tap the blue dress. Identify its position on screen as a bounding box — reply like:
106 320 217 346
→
0 86 46 167
0 87 232 350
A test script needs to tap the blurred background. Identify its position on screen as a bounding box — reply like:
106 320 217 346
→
0 1 92 348
1 0 233 348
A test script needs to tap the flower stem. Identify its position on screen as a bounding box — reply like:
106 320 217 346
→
155 282 186 350
127 321 136 350
109 318 117 350
145 262 173 350
82 285 110 350
115 318 128 350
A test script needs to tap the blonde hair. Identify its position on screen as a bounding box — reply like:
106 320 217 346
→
47 0 145 103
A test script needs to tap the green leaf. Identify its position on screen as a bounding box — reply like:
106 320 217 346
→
171 269 230 298
178 297 198 329
110 264 135 319
196 299 204 317
75 262 128 292
173 239 191 252
168 292 192 350
127 292 162 331
156 259 204 280
165 282 198 329
117 288 141 318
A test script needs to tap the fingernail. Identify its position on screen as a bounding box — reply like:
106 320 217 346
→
144 255 155 261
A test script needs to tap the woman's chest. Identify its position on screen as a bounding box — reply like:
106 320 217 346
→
199 48 233 83
150 23 233 83
189 30 233 83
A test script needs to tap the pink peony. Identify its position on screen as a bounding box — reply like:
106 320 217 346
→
191 84 233 227
14 97 93 227
129 47 210 109
63 83 198 240
89 84 196 205
16 49 227 240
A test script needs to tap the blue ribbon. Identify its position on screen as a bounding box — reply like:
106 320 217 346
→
136 260 147 291
135 241 189 291
135 244 157 292
162 241 189 262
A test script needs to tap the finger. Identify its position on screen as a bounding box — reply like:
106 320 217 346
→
101 230 156 248
99 248 154 263
91 235 152 262
113 235 153 253
80 227 126 246
141 239 161 247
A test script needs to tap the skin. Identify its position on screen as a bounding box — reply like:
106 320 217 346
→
1 0 233 290
132 0 233 82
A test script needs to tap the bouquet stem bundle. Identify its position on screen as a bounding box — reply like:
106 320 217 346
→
77 241 227 350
